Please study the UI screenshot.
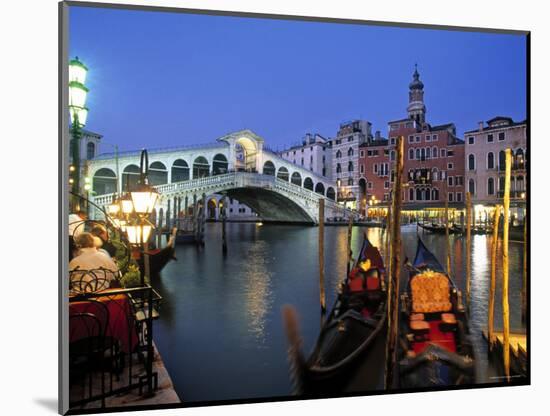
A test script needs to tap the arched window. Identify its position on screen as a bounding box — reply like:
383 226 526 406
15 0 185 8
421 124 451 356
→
122 164 140 191
425 189 431 201
416 188 423 201
315 182 325 195
416 148 421 159
499 150 506 171
348 161 354 172
409 188 414 201
432 188 439 200
487 177 495 195
149 161 168 185
304 177 314 191
193 156 210 178
171 159 189 182
432 146 438 158
326 187 336 201
499 176 505 192
468 178 475 195
468 154 475 171
348 177 354 186
93 168 117 195
425 147 430 159
277 166 289 181
336 150 342 159
515 149 525 169
347 147 354 156
421 148 426 160
391 150 396 161
487 152 495 170
86 142 95 160
212 153 228 175
291 172 302 186
409 149 414 160
263 161 276 176
432 168 438 181
336 163 342 173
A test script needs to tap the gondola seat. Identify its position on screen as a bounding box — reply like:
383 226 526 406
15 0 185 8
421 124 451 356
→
440 312 457 332
410 271 452 313
410 320 430 341
410 313 425 321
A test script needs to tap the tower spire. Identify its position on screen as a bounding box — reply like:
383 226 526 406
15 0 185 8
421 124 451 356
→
407 64 426 124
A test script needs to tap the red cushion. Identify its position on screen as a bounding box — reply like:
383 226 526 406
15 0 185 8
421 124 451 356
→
366 277 380 291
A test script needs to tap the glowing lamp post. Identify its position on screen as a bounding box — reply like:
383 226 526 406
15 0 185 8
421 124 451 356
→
69 56 89 211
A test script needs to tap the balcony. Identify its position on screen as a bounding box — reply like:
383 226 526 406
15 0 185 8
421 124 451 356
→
497 190 526 199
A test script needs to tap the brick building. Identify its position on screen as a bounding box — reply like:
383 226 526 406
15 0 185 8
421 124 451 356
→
358 66 465 211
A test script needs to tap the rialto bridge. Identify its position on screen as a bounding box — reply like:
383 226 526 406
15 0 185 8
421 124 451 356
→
88 130 356 224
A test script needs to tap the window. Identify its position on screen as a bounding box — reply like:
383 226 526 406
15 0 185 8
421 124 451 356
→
468 154 475 170
432 147 438 159
448 192 454 202
440 148 446 158
488 177 495 195
408 136 414 144
468 179 475 195
360 150 364 158
360 164 364 174
440 170 446 180
301 148 304 153
499 176 505 192
448 162 454 170
416 149 421 159
368 182 373 189
86 142 95 159
468 136 475 144
348 147 354 156
426 135 431 142
487 152 495 169
433 134 438 141
384 181 390 189
498 132 505 141
432 169 438 181
456 176 463 186
432 188 439 200
348 161 354 172
348 178 354 186
409 188 414 200
487 134 494 143
416 136 421 143
367 150 372 157
421 148 426 160
409 149 414 160
348 136 354 142
448 176 454 187
390 137 396 145
391 150 396 161
336 163 341 173
499 150 506 171
301 158 304 166
336 150 342 158
416 188 423 201
425 148 431 159
456 192 462 202
374 164 378 174
448 150 454 157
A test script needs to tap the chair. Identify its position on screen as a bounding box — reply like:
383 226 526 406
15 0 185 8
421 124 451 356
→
69 268 112 294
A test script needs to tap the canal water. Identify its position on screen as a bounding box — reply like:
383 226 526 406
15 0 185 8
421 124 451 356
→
154 223 526 403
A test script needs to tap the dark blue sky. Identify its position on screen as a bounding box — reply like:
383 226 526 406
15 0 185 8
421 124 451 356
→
69 6 527 152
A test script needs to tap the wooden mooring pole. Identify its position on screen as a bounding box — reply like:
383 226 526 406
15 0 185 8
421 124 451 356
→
221 194 227 255
502 149 512 380
346 215 353 276
444 189 451 277
488 204 501 349
318 198 326 313
384 135 404 390
465 192 472 309
522 212 527 323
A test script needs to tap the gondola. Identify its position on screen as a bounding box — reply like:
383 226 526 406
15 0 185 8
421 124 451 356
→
419 222 461 235
283 235 387 393
397 238 476 388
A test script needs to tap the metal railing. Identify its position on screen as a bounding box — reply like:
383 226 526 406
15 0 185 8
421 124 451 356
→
68 285 161 408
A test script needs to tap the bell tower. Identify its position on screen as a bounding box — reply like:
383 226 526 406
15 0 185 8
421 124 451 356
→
407 64 426 125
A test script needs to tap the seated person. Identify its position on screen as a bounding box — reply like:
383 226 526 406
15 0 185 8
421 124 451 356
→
69 232 120 292
90 224 117 258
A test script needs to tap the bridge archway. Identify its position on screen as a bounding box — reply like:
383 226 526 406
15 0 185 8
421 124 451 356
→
93 168 117 196
277 166 289 181
212 154 229 175
193 156 210 178
315 182 325 195
291 172 302 186
235 136 258 172
207 197 218 219
326 187 336 201
149 161 168 185
304 177 314 191
263 160 275 176
122 164 140 191
172 159 189 182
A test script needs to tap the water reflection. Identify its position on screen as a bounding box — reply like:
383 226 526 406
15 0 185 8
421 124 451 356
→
153 223 525 402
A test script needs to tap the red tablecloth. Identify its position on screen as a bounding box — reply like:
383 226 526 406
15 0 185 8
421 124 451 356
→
69 292 139 353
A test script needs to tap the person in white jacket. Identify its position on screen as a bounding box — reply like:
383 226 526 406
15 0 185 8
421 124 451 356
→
69 232 120 292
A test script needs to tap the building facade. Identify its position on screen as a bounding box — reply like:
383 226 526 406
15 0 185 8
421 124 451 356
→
359 67 466 210
279 133 332 178
464 117 527 208
332 120 372 210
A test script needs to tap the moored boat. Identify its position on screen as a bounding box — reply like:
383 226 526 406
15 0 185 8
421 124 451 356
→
397 238 476 388
283 235 387 393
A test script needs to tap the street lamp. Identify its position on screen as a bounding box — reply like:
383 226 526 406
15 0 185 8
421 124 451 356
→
69 56 89 211
130 149 159 216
